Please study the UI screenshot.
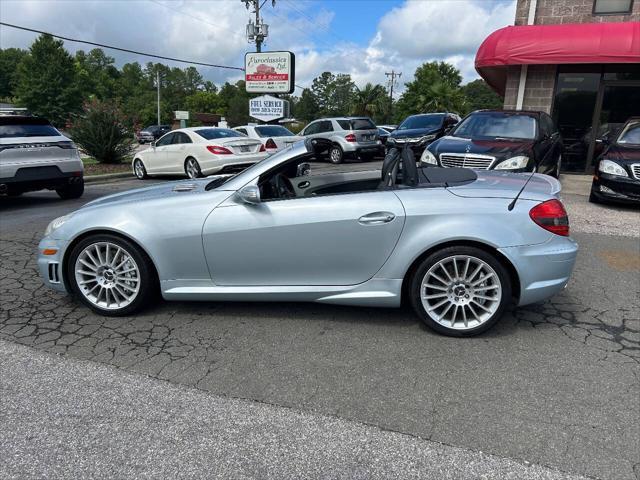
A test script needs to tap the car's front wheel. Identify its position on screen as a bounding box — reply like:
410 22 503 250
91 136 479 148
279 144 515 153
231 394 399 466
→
56 180 84 200
328 145 344 164
133 159 148 179
410 246 511 337
67 234 157 316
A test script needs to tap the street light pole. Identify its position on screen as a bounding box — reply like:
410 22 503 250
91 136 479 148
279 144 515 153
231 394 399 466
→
156 70 161 126
243 0 275 53
385 70 401 123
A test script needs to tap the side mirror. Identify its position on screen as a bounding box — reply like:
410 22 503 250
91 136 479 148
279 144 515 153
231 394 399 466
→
238 184 261 204
296 162 311 177
151 141 156 148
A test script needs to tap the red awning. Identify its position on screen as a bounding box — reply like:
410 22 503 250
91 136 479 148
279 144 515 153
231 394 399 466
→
476 22 640 95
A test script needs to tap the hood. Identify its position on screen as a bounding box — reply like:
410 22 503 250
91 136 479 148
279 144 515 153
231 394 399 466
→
448 171 560 201
603 143 640 164
81 177 230 209
429 135 534 161
390 127 441 139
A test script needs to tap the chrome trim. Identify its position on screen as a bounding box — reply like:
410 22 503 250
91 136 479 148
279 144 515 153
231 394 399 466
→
439 153 495 170
631 163 640 180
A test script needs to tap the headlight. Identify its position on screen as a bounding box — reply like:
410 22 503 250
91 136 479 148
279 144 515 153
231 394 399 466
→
598 159 628 177
495 156 529 170
420 149 438 165
44 214 71 236
419 134 436 143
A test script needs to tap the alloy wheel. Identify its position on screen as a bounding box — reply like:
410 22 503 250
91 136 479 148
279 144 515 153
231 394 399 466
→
74 241 141 310
330 147 342 163
134 160 146 179
186 158 201 178
420 255 502 330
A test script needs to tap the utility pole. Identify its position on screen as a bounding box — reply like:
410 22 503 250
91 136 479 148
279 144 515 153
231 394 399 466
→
156 70 161 126
385 70 401 123
242 0 276 53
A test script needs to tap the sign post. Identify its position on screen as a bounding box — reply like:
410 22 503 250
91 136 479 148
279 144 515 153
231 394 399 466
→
174 110 189 129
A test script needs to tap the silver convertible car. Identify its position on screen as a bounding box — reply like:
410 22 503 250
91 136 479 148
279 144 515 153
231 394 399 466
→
38 139 578 336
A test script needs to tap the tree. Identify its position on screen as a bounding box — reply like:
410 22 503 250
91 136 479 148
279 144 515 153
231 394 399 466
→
310 72 356 117
395 61 465 121
294 88 319 122
75 49 120 100
0 48 28 100
185 91 222 114
461 79 503 114
351 83 388 121
14 34 81 126
69 99 135 164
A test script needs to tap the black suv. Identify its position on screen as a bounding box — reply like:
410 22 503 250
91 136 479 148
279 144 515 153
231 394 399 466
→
590 117 640 205
423 110 563 178
387 113 460 155
136 125 171 144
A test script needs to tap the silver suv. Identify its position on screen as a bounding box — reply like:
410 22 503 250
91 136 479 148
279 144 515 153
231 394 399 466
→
300 117 383 163
0 116 84 198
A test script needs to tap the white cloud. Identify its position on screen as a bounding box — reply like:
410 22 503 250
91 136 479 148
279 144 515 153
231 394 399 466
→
0 0 516 93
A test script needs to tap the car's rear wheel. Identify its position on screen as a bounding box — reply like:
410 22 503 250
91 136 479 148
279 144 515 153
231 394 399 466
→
185 157 202 178
133 159 148 179
410 246 511 337
67 234 157 316
328 145 343 164
552 154 562 179
56 180 84 199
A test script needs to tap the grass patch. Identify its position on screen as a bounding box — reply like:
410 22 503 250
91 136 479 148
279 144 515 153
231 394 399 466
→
82 158 132 176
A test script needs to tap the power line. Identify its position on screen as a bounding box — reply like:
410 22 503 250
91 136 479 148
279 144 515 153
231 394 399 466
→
281 0 349 45
147 0 240 39
0 21 245 71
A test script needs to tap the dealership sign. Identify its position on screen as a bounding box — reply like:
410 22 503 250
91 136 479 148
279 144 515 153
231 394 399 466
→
249 95 289 122
245 51 295 94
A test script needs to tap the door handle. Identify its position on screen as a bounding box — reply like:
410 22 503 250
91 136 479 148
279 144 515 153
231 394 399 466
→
298 181 310 189
358 212 395 225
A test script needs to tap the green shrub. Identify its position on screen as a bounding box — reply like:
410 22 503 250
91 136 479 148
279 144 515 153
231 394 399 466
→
69 99 134 164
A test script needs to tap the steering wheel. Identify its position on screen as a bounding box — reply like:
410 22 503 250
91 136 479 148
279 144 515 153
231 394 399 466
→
273 173 296 199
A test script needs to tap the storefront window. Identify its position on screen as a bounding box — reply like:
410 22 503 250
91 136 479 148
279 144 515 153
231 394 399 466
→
552 71 600 172
593 0 633 14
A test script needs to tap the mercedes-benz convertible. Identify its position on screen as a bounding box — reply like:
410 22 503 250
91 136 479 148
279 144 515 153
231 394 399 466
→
39 139 578 336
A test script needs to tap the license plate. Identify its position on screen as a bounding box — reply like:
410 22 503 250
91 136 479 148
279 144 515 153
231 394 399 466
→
362 135 373 141
240 145 251 153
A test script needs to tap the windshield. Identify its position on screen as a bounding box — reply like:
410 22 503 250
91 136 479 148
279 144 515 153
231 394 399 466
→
616 121 640 144
0 123 60 138
255 125 294 137
397 115 444 131
195 128 244 140
453 113 537 140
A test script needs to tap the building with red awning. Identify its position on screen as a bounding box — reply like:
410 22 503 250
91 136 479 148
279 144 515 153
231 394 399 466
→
475 0 640 173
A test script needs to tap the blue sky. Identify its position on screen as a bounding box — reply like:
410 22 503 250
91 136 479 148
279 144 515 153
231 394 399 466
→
0 0 516 93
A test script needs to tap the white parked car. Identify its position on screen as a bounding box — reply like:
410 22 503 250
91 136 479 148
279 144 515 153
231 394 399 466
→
233 124 302 154
132 127 269 180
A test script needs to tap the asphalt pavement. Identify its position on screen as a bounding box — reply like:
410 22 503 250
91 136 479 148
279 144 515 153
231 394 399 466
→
0 169 638 479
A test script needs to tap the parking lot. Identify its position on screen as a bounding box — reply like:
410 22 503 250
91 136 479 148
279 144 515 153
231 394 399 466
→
1 166 639 479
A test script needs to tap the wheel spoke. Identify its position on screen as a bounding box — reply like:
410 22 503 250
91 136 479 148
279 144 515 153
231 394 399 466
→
94 245 103 265
423 292 447 300
462 257 470 279
424 283 448 291
474 285 499 292
110 247 122 267
451 305 459 326
468 263 483 282
427 298 449 312
77 269 96 276
429 272 448 285
471 300 492 313
461 305 468 327
473 294 497 302
78 259 97 271
439 301 453 320
453 257 459 279
472 273 495 286
439 263 453 282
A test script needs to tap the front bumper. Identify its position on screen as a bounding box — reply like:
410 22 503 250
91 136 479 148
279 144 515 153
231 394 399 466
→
37 237 70 293
499 234 578 306
591 173 640 205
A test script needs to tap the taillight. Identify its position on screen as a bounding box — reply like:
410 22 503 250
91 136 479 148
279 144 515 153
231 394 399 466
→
259 144 266 152
206 145 232 155
529 199 569 236
265 138 278 150
345 133 356 142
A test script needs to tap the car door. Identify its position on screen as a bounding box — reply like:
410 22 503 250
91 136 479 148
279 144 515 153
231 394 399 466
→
164 132 192 174
145 132 174 174
202 189 405 286
301 121 320 138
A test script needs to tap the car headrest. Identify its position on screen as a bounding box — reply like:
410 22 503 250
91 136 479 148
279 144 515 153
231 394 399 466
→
401 145 418 187
380 148 401 188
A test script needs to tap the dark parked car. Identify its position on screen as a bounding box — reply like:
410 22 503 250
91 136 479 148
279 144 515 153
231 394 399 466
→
387 113 460 155
378 127 390 145
590 117 640 205
423 110 562 178
137 125 171 144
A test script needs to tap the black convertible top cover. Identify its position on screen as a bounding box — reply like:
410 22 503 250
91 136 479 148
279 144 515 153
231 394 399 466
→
418 166 477 186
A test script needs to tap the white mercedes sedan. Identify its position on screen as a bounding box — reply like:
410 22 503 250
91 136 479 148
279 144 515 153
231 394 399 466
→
233 124 302 154
132 127 269 180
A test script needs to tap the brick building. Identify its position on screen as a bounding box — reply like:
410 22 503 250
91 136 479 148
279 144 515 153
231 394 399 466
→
476 0 640 173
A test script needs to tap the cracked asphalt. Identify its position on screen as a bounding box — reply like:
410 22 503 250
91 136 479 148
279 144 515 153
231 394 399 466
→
1 173 639 479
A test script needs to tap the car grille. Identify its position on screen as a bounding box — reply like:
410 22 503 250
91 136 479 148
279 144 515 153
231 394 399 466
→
631 164 640 180
439 154 495 170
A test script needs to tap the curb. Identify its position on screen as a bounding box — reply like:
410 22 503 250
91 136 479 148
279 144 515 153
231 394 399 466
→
84 172 133 184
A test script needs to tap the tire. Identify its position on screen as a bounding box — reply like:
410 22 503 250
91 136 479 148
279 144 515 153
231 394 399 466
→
409 246 512 337
589 191 600 204
328 145 344 164
56 180 84 199
133 159 148 179
551 155 562 179
66 233 158 316
185 157 202 178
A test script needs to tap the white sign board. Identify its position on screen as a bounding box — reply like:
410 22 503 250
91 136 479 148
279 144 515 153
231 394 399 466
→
174 110 189 120
249 95 288 122
245 51 295 94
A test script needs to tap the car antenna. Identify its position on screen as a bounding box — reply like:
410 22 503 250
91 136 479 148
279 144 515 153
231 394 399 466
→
508 164 538 211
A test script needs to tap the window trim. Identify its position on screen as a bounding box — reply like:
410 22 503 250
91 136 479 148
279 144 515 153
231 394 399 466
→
592 0 633 15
